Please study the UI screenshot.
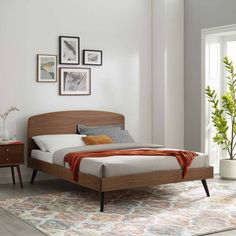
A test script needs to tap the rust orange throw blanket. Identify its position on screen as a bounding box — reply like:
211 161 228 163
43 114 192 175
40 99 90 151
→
64 149 198 181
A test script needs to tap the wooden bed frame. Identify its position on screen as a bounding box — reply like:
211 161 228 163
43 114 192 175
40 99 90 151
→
28 110 214 212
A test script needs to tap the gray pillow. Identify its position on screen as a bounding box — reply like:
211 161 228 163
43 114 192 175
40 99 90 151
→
78 125 121 135
78 125 135 143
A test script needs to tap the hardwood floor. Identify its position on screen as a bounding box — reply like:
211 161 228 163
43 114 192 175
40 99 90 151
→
0 179 235 236
0 179 78 236
0 208 43 236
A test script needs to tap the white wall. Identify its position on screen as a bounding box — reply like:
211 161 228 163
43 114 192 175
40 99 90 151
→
184 0 236 151
152 0 166 145
152 0 184 148
0 0 152 183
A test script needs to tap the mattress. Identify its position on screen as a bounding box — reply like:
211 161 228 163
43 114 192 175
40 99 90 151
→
31 149 53 164
31 149 209 178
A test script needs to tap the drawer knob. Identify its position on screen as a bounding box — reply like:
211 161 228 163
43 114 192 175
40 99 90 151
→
6 158 9 161
6 149 9 152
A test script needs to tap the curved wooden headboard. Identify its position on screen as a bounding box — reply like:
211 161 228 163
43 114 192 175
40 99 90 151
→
28 110 125 156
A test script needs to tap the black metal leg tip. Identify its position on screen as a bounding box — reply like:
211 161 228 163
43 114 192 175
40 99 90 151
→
100 192 105 212
201 179 210 197
30 169 37 184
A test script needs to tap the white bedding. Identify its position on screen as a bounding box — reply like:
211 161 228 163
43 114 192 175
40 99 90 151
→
31 149 209 178
31 149 53 163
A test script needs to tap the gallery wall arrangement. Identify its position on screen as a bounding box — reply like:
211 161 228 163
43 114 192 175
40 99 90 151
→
36 36 102 96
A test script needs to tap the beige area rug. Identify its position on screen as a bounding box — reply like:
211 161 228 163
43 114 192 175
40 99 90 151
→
0 178 236 236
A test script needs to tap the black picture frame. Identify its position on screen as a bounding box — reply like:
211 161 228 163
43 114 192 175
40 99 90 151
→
59 67 91 96
59 36 80 65
83 49 103 66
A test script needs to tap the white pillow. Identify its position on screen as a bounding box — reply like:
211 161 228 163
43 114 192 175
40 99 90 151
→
32 134 86 153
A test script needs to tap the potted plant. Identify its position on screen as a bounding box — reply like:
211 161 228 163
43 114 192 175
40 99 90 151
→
206 57 236 179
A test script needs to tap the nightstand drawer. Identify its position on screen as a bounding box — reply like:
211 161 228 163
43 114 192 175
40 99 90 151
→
0 141 24 189
0 145 23 154
0 144 24 165
0 154 23 164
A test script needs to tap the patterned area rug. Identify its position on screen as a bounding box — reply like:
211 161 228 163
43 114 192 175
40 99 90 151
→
1 178 236 236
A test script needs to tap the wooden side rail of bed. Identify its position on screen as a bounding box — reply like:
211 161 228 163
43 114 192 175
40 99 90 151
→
28 110 214 212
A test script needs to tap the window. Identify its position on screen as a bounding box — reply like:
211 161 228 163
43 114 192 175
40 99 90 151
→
225 36 236 66
202 26 236 173
204 36 222 172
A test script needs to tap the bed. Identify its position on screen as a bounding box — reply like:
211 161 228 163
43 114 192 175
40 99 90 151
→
28 110 214 212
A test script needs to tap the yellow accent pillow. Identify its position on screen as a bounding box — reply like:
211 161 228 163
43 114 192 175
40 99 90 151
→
82 135 114 145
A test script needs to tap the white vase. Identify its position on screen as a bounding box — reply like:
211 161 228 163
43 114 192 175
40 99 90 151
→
219 159 236 180
2 120 10 141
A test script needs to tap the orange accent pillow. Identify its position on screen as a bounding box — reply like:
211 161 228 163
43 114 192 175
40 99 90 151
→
82 135 114 145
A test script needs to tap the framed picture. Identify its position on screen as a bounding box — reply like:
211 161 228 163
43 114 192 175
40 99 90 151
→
37 54 57 82
59 36 80 64
83 50 102 66
60 67 91 95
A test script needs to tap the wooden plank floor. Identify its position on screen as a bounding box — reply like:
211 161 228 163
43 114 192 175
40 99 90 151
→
0 179 235 236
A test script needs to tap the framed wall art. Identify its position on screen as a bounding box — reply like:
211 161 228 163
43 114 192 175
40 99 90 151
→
59 67 91 95
83 50 102 66
59 36 80 64
37 54 57 82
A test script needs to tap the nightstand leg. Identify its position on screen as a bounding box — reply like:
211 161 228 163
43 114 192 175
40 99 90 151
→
11 166 15 185
16 165 23 189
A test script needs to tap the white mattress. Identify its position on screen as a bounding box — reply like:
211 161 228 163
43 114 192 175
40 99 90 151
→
31 149 53 163
31 149 209 178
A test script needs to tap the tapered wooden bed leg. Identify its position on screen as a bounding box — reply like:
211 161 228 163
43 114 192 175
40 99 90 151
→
100 192 105 212
201 179 210 197
31 169 38 184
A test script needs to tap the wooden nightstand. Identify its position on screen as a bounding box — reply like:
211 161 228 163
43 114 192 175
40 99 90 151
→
0 142 24 189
